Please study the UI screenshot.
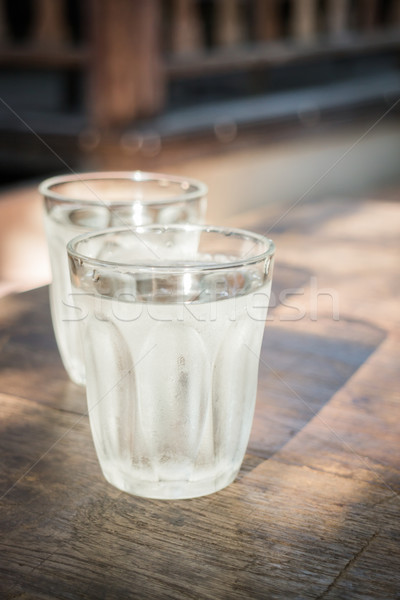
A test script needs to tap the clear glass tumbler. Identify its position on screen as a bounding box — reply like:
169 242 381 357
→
67 225 275 499
40 172 207 385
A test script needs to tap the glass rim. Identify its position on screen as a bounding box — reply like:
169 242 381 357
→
39 171 208 206
67 224 275 273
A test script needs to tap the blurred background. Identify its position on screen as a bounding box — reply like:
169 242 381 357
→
0 0 399 293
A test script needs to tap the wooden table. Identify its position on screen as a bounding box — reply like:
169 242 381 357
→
1 195 399 599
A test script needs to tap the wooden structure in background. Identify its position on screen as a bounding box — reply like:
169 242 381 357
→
89 0 164 128
253 0 281 41
31 0 70 46
0 0 399 129
171 0 204 54
0 194 399 597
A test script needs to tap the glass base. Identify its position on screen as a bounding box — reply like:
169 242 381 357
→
101 467 239 500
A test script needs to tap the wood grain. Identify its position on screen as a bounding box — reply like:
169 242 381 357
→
0 195 399 599
0 287 85 414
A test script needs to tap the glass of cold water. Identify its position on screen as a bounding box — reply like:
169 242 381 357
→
40 172 207 385
67 225 275 499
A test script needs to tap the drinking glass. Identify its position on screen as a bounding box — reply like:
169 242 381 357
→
67 224 275 499
40 172 207 385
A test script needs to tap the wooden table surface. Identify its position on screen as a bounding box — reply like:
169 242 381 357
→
1 195 399 599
